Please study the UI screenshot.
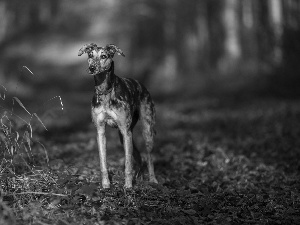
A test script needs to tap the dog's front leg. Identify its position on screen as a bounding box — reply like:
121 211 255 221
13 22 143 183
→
97 125 110 188
120 128 133 188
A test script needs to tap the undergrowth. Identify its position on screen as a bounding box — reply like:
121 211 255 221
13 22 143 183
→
0 82 65 224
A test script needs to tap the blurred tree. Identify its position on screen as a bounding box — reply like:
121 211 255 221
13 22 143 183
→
242 0 254 29
0 1 8 43
282 0 300 67
219 0 241 72
206 0 224 67
0 0 60 47
268 0 283 64
240 0 258 63
0 0 60 88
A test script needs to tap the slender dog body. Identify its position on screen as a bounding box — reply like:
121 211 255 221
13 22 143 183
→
78 43 157 188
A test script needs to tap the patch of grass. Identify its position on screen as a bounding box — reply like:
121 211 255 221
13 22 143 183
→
0 84 64 224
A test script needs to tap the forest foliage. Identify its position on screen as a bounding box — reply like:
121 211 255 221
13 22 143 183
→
1 0 300 82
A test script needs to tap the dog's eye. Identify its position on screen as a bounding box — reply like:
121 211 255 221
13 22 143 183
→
88 52 93 58
101 55 107 59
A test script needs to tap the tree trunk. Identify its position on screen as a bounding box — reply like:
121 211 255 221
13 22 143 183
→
242 0 253 29
219 0 241 72
153 0 178 92
0 1 8 43
268 0 283 63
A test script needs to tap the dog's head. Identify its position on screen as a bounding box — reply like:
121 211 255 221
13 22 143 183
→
78 43 125 75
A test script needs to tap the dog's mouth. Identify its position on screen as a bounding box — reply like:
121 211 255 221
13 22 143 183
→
88 65 103 75
88 66 97 75
88 64 111 75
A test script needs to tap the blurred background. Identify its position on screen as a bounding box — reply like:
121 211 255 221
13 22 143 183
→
0 0 300 131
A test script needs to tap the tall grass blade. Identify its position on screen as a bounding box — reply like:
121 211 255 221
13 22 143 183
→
22 66 34 75
44 96 64 112
12 97 31 115
33 113 48 131
0 84 7 100
37 142 49 164
23 130 31 147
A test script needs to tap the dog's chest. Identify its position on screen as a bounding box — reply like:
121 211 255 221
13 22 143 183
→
92 95 127 128
94 110 117 128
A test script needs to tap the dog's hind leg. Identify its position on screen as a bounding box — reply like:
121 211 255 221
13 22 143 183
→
140 96 158 183
118 112 142 187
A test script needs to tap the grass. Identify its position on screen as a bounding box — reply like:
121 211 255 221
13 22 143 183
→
0 82 300 224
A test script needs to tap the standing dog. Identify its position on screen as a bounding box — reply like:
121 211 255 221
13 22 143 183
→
78 43 157 188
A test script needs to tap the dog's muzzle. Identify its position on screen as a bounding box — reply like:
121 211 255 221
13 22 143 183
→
89 65 96 73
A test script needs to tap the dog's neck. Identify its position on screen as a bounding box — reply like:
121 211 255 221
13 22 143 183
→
94 61 115 95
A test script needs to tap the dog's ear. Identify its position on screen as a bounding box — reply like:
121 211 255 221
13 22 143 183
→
78 43 98 56
105 44 125 58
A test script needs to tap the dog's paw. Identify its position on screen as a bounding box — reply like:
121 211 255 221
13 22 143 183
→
101 181 110 189
124 181 133 189
149 176 158 184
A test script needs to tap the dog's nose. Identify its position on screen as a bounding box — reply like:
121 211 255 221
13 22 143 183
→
89 65 96 72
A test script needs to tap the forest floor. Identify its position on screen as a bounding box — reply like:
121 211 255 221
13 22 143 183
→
1 84 300 224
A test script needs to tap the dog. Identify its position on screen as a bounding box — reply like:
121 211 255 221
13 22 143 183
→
78 43 158 188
